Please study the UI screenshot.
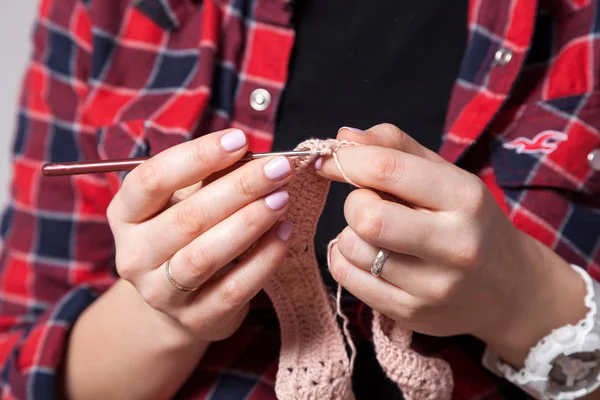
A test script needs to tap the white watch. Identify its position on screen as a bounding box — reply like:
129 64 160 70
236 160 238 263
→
482 265 600 399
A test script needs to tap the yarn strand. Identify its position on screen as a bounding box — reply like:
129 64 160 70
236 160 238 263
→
327 237 357 371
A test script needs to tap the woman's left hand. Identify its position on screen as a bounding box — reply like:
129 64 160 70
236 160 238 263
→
318 123 588 367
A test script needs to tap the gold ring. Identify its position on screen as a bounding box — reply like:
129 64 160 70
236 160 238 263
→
165 258 199 292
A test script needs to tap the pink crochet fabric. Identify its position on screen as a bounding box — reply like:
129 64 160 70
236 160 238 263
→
263 139 453 400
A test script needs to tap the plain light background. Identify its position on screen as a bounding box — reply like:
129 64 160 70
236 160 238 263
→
0 2 38 208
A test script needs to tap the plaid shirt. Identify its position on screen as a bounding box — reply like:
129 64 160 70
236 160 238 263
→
1 0 599 398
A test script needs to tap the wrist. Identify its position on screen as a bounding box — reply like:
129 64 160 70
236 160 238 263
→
65 279 209 400
480 233 588 368
112 279 208 352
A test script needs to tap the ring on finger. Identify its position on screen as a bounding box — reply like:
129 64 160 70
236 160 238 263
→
371 248 391 277
165 258 199 292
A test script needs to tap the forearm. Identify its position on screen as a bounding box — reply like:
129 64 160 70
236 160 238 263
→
63 279 209 400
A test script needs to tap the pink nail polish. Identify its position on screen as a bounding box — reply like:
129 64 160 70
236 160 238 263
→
264 156 292 181
264 189 289 211
220 129 247 152
276 221 294 241
339 126 367 135
314 157 323 170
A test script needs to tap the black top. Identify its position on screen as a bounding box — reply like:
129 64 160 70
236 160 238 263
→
273 3 468 396
274 0 468 267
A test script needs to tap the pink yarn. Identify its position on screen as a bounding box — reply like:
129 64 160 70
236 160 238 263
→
263 139 453 400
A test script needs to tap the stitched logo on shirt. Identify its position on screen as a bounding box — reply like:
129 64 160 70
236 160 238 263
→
503 130 568 154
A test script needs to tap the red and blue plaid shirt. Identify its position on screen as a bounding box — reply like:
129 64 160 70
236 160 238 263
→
1 0 599 398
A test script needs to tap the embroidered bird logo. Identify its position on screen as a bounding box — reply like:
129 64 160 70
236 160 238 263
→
503 130 568 154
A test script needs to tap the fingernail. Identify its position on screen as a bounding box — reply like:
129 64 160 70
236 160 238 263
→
314 157 323 170
339 126 367 135
264 156 292 181
264 189 289 211
276 220 294 241
220 129 247 152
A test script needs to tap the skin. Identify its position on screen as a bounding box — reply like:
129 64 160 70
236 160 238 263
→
64 124 598 399
64 129 295 400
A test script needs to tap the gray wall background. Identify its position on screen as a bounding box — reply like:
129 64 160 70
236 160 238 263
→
0 2 38 208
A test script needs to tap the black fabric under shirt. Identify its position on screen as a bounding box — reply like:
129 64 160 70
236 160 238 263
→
272 2 468 397
274 0 468 270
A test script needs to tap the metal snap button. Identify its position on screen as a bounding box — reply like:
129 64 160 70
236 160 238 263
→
494 48 513 66
588 149 600 171
250 88 271 111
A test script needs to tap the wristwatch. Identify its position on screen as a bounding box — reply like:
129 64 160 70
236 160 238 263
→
482 265 600 399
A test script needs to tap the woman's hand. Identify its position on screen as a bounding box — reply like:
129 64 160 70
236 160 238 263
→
107 128 295 342
318 124 588 367
66 129 295 400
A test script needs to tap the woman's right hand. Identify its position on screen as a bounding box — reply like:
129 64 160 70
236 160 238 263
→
106 128 295 342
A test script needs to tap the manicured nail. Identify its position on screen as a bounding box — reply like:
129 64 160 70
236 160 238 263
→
276 220 294 241
220 129 246 152
264 156 292 181
264 189 289 211
339 126 367 135
314 157 323 170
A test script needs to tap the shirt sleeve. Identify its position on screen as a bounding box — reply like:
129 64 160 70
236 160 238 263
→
0 1 117 398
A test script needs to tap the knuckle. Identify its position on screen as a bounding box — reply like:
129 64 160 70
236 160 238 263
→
190 139 211 164
191 308 247 342
398 304 420 321
184 245 217 280
354 207 384 242
429 279 459 304
106 201 119 225
175 200 208 238
390 298 420 321
449 236 484 269
256 244 285 273
176 311 201 332
337 229 358 258
219 279 247 309
378 123 405 139
135 163 163 196
460 176 489 214
115 251 140 280
329 253 349 286
238 207 263 232
370 152 404 184
235 173 259 199
329 261 346 285
220 308 249 338
138 285 164 311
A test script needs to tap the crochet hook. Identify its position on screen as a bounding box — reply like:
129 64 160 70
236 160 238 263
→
41 150 323 177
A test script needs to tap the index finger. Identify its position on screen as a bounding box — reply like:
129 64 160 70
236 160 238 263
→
110 129 249 223
337 123 447 164
317 145 465 210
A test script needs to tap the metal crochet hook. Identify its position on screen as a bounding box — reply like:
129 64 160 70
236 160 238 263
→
41 149 324 177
